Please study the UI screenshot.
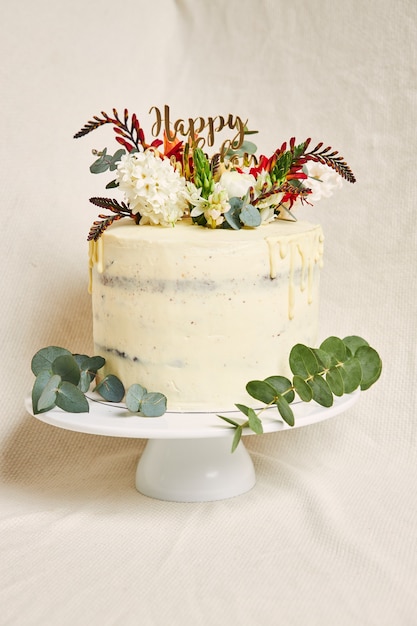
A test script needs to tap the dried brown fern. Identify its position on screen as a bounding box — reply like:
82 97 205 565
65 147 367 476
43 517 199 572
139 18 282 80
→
87 197 134 241
74 109 145 153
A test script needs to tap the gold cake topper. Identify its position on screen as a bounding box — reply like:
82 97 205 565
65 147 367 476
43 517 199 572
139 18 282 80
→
149 105 248 159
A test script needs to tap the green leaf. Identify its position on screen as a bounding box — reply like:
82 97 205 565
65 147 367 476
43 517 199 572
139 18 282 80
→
240 204 261 228
56 381 89 413
105 179 119 189
338 357 362 393
218 414 242 428
326 366 344 396
235 403 252 417
37 374 61 412
308 375 334 407
231 425 243 453
343 335 369 356
140 392 167 417
52 355 81 386
90 149 110 174
94 375 125 402
264 375 295 403
78 370 92 393
292 375 313 402
31 346 72 376
79 355 106 373
73 354 90 368
355 346 382 390
289 344 320 378
109 148 126 170
224 197 243 230
276 394 295 426
312 348 332 370
246 380 277 404
319 336 347 365
125 383 147 412
32 370 54 414
247 407 263 435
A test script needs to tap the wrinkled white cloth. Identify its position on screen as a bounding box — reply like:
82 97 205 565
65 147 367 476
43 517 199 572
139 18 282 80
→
1 1 416 625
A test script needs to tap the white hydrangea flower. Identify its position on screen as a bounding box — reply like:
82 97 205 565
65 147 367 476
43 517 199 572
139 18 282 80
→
304 162 343 202
116 151 188 226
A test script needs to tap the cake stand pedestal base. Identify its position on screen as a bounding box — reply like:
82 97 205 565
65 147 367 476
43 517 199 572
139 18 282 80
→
25 390 360 503
136 437 255 502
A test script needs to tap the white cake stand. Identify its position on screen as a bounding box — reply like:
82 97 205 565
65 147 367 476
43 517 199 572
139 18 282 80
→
25 391 359 502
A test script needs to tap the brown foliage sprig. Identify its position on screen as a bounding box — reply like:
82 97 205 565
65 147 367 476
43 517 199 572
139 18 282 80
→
302 139 356 183
74 108 146 153
87 198 135 241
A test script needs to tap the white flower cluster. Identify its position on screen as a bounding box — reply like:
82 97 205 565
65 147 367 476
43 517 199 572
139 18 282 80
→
116 151 189 227
115 152 343 229
304 162 343 202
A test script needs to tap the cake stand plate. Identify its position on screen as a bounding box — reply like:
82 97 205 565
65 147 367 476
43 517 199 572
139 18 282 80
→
25 391 359 502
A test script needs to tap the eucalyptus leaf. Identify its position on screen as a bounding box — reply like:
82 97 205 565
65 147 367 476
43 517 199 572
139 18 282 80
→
235 403 252 418
319 336 347 365
308 375 334 407
78 370 92 393
312 348 332 370
343 335 369 356
264 375 295 403
326 366 344 396
224 198 243 230
231 425 243 453
31 346 72 376
32 370 54 414
292 375 313 402
140 392 167 417
240 204 261 228
338 357 362 393
73 354 90 368
247 407 263 435
276 394 295 426
56 381 89 413
218 414 242 428
355 346 382 390
80 355 106 373
37 374 61 412
94 375 125 402
125 383 147 412
246 379 277 404
289 344 320 378
52 354 81 386
110 148 126 170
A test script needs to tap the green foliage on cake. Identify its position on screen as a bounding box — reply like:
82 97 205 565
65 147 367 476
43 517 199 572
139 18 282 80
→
30 347 167 417
30 336 381 452
218 336 382 452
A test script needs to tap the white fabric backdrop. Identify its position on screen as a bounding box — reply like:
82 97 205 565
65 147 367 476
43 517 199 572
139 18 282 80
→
1 1 416 624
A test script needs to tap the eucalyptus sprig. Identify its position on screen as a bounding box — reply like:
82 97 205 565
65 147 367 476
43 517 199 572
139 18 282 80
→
219 335 382 452
30 346 167 417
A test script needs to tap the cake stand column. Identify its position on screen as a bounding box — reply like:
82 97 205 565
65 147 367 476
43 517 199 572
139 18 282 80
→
135 436 256 502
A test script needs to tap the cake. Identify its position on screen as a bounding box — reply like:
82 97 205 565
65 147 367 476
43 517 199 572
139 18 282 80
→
89 219 323 411
75 106 355 413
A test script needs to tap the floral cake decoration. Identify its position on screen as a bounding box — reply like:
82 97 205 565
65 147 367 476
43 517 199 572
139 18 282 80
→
74 105 356 240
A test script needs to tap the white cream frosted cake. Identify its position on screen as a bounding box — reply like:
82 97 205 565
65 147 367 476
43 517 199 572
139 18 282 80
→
89 219 323 411
75 106 355 412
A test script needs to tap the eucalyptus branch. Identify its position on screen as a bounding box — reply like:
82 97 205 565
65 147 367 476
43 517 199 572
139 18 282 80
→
219 335 382 452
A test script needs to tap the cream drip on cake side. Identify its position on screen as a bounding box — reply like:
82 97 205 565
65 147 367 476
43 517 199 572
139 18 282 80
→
89 219 324 412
